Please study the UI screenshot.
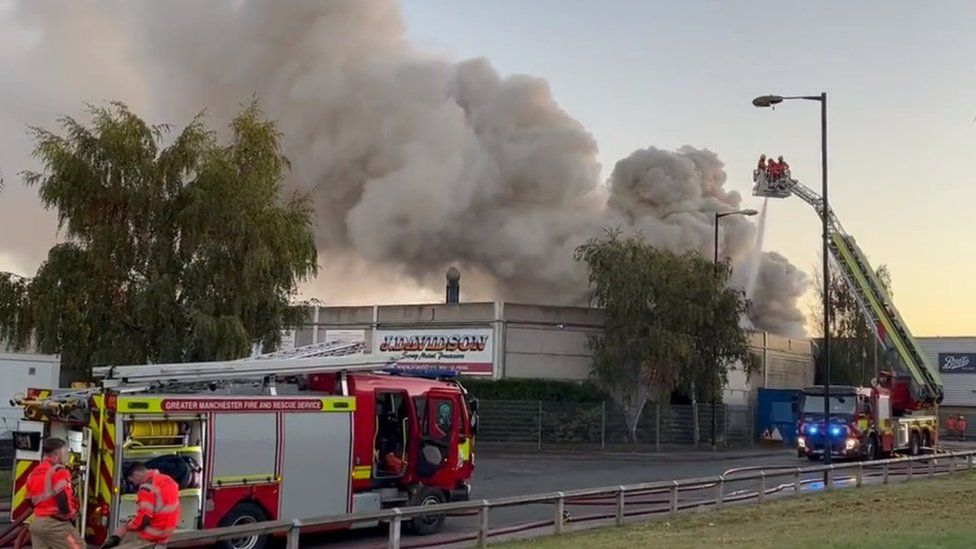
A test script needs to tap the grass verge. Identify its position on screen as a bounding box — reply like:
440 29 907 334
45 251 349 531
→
503 472 976 548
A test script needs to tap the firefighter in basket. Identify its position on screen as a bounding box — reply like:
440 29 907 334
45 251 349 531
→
775 155 790 179
755 154 791 193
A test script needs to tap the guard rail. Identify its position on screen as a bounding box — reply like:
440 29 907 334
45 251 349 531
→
124 449 976 549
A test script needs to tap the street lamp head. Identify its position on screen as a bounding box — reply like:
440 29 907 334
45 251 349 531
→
752 95 784 108
717 209 759 219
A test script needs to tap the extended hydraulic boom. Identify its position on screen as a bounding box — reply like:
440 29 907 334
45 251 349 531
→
753 171 943 413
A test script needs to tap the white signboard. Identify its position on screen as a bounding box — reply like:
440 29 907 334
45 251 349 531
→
373 328 493 376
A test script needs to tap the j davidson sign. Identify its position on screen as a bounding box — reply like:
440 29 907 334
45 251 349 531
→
374 328 494 376
938 353 976 374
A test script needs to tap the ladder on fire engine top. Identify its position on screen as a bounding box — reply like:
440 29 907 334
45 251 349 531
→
752 171 943 407
92 352 399 388
252 339 367 360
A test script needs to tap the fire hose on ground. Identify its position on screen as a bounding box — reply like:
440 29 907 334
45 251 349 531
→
0 508 31 549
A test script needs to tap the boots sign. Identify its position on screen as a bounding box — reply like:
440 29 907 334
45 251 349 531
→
374 328 493 376
939 353 976 373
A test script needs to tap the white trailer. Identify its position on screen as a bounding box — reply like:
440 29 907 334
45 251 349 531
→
0 353 59 436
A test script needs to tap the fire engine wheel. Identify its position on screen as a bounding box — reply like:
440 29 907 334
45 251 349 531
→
217 502 269 549
407 487 446 535
909 431 921 456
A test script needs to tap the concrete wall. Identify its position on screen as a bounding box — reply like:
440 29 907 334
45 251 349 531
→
499 303 603 380
296 302 814 401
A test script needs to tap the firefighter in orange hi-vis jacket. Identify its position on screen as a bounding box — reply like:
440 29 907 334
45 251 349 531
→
101 462 180 548
26 437 83 549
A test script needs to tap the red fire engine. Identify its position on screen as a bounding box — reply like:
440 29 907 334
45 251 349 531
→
754 168 944 460
6 349 477 549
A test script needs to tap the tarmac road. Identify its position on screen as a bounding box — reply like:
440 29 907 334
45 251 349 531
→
306 447 803 548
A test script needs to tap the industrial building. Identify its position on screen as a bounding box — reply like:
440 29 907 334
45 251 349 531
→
289 301 816 407
917 337 976 411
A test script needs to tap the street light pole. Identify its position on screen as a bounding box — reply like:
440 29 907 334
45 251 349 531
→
819 92 830 466
713 213 720 451
752 92 830 464
711 209 758 450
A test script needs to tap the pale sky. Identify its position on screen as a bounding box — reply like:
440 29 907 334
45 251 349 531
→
1 1 974 337
400 1 976 336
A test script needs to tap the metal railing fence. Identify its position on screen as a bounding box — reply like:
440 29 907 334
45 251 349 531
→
126 450 976 549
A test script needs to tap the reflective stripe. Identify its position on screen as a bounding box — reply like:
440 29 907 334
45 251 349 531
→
351 466 371 480
138 501 155 511
30 464 68 505
145 482 162 498
143 481 179 513
156 503 181 514
142 525 175 538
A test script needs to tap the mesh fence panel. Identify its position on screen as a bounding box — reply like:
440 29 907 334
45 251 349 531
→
477 399 756 448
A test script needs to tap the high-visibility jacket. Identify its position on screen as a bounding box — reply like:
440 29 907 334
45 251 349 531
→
128 470 180 542
26 457 77 519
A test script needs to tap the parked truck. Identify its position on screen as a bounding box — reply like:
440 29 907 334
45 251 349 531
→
0 353 59 437
754 169 943 460
6 346 477 549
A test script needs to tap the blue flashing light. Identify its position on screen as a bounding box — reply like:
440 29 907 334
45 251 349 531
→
829 425 844 437
807 424 818 435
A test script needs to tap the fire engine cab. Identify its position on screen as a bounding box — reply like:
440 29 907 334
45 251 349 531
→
796 377 937 460
6 346 478 549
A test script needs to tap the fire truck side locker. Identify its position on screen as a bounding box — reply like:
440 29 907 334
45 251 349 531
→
278 411 353 519
109 395 359 538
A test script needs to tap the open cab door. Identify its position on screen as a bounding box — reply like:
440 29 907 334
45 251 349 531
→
416 389 460 481
406 389 463 535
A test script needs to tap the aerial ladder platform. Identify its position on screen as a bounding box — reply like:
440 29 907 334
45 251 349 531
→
753 169 943 412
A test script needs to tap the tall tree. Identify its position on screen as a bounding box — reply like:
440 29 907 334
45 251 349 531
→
811 260 892 385
0 102 317 380
575 229 753 442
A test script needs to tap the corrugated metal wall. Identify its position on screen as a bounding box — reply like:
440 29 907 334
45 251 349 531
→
765 353 813 389
917 337 976 407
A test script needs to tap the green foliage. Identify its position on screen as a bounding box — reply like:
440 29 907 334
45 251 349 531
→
543 404 604 442
460 378 609 402
0 102 317 378
812 263 892 385
574 228 753 440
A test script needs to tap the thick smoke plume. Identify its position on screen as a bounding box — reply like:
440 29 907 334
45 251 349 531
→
0 0 808 336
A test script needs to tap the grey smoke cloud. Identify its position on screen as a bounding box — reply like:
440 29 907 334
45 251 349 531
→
0 0 807 337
